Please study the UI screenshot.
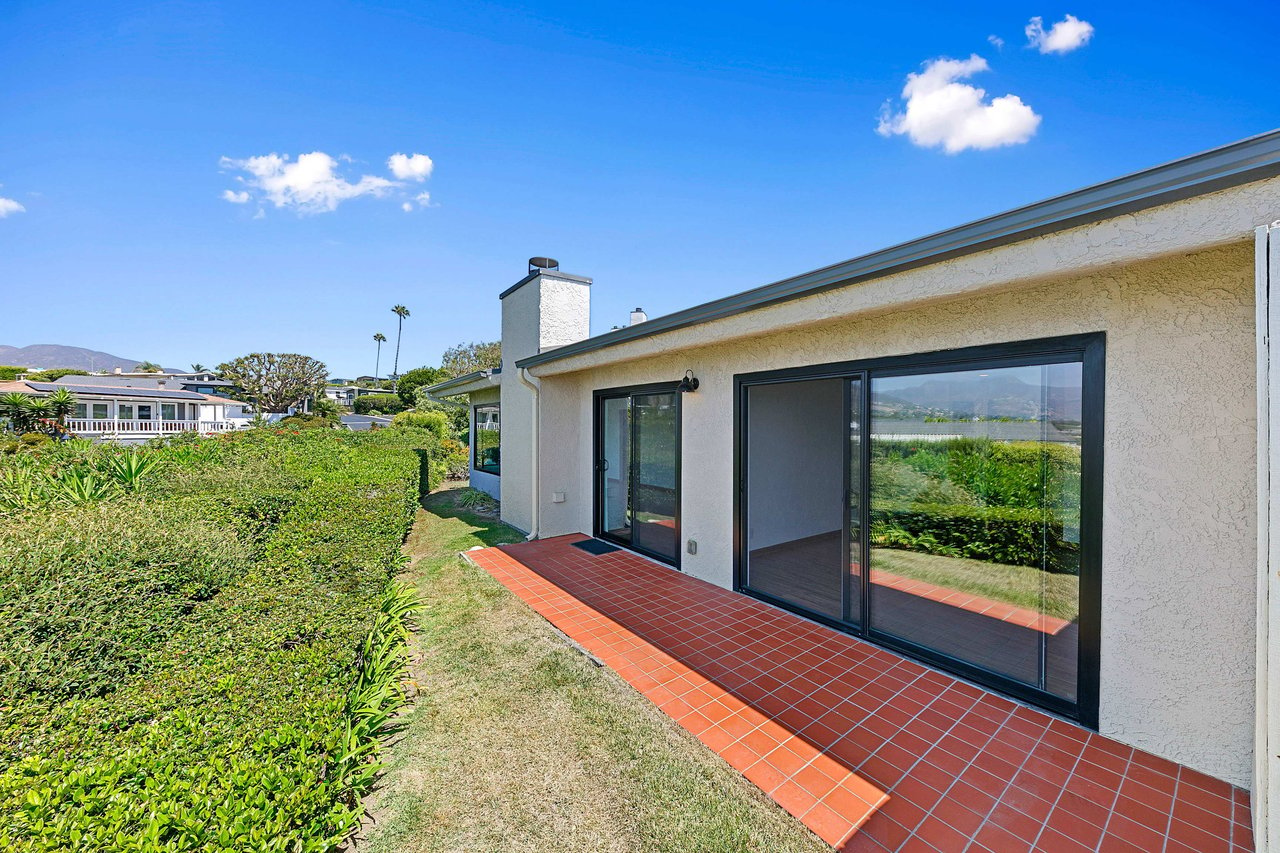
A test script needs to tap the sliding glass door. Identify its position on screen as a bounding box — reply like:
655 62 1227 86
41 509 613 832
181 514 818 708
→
595 385 681 566
736 335 1101 725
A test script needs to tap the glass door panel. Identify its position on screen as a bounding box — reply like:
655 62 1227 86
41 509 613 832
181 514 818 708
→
599 396 632 544
847 376 864 626
868 361 1083 702
631 392 679 562
743 379 846 621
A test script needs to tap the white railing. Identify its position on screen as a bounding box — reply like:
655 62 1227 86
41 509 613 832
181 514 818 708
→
66 419 238 434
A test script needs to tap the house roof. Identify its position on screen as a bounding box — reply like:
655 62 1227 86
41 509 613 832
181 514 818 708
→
516 128 1280 371
424 368 502 396
66 375 237 389
23 381 208 400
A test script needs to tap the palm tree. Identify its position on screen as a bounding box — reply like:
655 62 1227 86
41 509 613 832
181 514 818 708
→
23 398 53 431
135 361 163 373
0 391 32 433
373 333 387 380
46 388 76 427
190 363 207 373
390 305 410 387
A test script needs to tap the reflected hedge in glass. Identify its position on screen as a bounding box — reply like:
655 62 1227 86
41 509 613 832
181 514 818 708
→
869 362 1082 702
473 403 500 475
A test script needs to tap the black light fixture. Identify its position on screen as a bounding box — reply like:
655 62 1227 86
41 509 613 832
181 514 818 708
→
677 369 699 393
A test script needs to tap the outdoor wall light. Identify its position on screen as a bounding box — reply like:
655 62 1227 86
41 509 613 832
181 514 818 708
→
677 370 700 393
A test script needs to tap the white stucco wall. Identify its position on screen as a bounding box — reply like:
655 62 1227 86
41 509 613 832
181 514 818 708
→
499 271 591 533
531 241 1258 786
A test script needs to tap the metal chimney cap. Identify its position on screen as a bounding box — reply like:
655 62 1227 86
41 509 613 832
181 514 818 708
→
528 256 559 272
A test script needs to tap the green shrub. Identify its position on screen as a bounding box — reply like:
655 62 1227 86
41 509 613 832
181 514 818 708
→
0 500 250 701
353 394 404 415
871 500 1079 573
392 409 449 440
278 413 337 430
0 429 432 851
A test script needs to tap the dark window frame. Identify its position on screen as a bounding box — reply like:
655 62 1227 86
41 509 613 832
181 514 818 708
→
732 333 1104 728
592 382 683 569
472 403 501 476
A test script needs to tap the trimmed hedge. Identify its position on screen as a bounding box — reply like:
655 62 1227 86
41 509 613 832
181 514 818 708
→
0 427 438 851
872 500 1079 574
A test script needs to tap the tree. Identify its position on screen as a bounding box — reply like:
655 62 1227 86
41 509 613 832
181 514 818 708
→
396 366 449 406
353 393 404 415
134 361 163 373
0 392 34 433
390 305 410 385
373 333 386 380
190 363 207 373
441 341 501 378
27 368 88 382
46 388 76 426
216 353 329 413
310 396 343 421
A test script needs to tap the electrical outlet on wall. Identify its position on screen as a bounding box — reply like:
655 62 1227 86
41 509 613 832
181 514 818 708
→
686 539 697 555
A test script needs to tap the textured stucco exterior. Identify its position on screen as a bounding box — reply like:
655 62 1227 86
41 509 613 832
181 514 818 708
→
531 241 1259 786
498 271 591 533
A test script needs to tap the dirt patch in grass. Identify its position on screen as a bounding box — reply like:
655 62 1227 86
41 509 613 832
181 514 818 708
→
352 490 825 853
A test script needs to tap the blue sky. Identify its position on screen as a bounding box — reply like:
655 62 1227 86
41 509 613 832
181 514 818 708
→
1 1 1275 378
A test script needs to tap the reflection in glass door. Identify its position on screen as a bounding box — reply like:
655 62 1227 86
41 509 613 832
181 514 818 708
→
595 388 681 566
631 392 679 562
599 396 631 543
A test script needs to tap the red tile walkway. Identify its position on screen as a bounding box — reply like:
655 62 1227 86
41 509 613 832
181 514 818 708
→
465 535 1253 852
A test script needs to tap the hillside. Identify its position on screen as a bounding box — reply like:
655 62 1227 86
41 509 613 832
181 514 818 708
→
0 344 163 372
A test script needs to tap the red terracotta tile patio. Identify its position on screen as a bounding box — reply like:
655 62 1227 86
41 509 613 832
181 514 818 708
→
464 535 1252 851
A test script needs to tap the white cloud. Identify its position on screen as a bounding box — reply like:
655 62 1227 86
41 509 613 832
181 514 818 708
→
253 208 266 220
988 34 1005 50
401 202 413 213
387 152 434 181
414 191 431 207
221 189 250 204
0 196 25 218
1026 14 1094 54
219 152 400 215
876 55 1041 154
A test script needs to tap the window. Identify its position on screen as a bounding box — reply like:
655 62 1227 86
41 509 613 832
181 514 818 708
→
473 404 500 475
92 403 108 419
118 404 134 419
161 403 178 421
137 404 153 420
737 334 1102 725
74 403 87 419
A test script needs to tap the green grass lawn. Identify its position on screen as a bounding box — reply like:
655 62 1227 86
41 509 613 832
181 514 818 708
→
871 548 1080 621
355 486 826 853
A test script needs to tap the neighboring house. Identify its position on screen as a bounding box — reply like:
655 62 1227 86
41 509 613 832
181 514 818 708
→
64 373 243 399
427 129 1280 846
0 379 247 442
323 385 387 407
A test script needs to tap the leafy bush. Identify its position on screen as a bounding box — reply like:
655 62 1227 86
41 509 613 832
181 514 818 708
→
0 429 435 851
871 500 1079 573
278 413 337 430
353 393 405 415
392 409 449 440
440 437 469 479
0 501 250 700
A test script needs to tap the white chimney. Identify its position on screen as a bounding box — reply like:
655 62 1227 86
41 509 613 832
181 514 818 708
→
113 367 122 374
630 307 647 326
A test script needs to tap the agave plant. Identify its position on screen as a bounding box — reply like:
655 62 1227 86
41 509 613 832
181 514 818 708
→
22 397 53 428
102 450 161 491
53 469 118 504
0 464 53 514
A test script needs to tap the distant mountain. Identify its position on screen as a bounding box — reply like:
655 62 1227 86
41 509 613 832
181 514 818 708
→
875 373 1083 421
0 344 171 373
